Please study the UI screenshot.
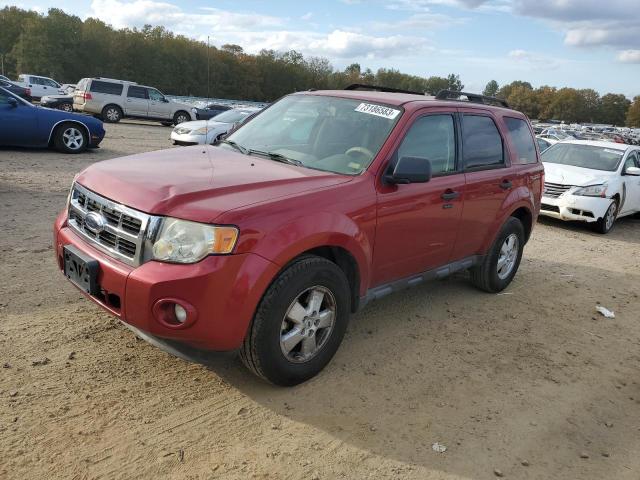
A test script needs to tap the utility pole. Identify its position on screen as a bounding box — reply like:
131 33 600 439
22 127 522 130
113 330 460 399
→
207 36 210 103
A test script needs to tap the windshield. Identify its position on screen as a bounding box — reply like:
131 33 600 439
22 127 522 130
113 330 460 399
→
212 109 254 124
542 143 624 172
224 94 402 175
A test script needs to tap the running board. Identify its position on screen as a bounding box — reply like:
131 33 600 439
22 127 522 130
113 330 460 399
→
358 255 483 310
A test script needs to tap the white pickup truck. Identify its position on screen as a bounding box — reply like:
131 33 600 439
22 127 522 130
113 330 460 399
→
15 74 63 99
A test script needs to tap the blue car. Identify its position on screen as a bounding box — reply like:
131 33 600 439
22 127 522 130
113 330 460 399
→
0 86 105 153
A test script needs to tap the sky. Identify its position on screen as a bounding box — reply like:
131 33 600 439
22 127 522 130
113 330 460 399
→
4 0 640 98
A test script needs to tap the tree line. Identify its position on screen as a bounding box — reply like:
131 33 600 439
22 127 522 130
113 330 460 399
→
1 6 638 127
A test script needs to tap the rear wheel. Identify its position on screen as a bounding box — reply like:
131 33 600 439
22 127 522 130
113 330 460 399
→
53 123 88 154
102 104 122 123
470 217 525 293
240 256 351 386
592 200 618 234
173 111 190 125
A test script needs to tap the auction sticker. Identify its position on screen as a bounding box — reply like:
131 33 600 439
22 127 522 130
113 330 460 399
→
355 103 400 119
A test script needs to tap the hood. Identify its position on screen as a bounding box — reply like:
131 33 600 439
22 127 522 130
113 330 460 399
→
75 146 351 223
543 161 615 186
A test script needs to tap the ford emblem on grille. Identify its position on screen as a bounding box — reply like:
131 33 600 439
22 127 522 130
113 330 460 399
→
84 211 107 233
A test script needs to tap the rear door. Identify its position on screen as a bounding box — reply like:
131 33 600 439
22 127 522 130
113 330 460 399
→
125 86 149 117
451 109 513 259
373 109 465 286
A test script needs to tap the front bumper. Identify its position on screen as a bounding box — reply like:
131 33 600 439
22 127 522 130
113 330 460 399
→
54 211 280 351
170 130 206 146
540 194 610 223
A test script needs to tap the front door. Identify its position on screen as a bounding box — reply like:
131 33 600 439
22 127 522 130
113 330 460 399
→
0 93 40 145
373 111 465 286
147 88 173 120
621 151 640 214
125 85 149 117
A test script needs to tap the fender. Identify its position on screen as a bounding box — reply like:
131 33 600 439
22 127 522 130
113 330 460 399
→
47 119 91 145
479 185 534 252
236 211 373 297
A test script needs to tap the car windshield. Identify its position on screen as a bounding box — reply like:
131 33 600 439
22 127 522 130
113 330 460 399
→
224 94 402 175
211 109 253 124
542 143 624 171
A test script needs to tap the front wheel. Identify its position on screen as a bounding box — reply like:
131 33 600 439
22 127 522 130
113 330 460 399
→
57 103 73 112
53 123 88 154
470 217 525 293
173 111 190 125
240 256 351 386
592 200 617 234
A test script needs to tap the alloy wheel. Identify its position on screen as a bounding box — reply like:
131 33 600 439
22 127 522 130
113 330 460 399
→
62 127 84 151
605 202 617 231
280 286 336 363
497 233 519 280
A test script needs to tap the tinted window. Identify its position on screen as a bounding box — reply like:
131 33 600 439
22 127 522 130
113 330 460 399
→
462 115 504 169
505 117 537 164
397 114 456 175
91 80 124 95
43 78 59 88
623 152 639 171
127 86 147 99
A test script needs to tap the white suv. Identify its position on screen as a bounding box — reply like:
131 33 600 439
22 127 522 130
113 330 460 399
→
73 77 196 125
16 74 62 99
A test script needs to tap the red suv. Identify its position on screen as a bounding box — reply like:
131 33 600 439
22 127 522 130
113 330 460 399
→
54 87 543 385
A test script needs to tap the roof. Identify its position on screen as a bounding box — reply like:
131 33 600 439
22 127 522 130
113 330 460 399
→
299 89 518 113
560 140 634 151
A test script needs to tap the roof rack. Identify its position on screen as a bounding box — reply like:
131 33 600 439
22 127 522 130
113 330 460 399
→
435 89 510 108
344 83 424 96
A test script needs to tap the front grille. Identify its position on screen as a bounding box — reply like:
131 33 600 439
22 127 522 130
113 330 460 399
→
67 183 151 266
543 182 573 198
541 203 560 213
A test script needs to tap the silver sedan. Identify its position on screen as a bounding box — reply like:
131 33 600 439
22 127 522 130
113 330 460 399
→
170 107 261 146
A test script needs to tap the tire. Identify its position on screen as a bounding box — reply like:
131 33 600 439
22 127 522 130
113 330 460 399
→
173 111 190 125
240 256 351 386
53 122 88 154
591 200 618 234
57 103 73 112
101 104 122 123
470 217 525 293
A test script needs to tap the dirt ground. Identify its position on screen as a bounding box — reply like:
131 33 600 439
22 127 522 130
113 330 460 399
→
1 121 639 480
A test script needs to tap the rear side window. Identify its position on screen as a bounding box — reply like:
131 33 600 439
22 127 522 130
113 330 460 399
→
397 114 457 175
76 78 89 91
505 117 537 164
462 115 504 169
127 86 147 99
91 80 123 96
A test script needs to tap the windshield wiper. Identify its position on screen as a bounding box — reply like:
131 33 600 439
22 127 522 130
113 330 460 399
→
247 149 303 167
218 139 248 155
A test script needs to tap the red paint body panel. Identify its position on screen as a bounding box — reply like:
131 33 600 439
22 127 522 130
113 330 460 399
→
55 91 543 352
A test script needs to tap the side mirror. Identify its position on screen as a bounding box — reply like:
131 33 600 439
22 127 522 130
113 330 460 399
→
162 97 169 103
385 156 432 184
7 97 18 108
625 166 640 176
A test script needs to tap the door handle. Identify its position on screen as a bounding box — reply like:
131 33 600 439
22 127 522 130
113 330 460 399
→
441 189 460 201
500 179 513 190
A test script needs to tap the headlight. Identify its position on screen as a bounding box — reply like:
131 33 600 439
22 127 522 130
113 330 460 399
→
192 127 209 135
573 184 607 197
152 218 238 263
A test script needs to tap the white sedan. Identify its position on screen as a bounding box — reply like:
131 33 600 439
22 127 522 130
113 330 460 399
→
171 107 261 146
540 140 640 233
